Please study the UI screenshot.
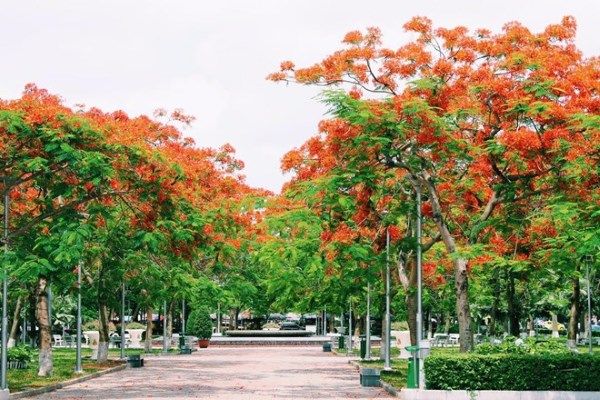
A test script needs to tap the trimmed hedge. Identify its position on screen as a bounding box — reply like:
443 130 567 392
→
425 353 600 391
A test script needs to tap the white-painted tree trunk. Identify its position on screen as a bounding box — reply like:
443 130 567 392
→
36 277 53 376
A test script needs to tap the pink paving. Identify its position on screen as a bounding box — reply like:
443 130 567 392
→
29 347 391 399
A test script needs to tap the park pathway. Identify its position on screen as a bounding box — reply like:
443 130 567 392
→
30 346 391 399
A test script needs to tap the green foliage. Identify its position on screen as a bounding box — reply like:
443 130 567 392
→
425 353 600 391
474 337 570 355
7 346 35 363
187 308 213 339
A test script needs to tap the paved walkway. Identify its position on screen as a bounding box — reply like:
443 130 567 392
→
31 347 391 399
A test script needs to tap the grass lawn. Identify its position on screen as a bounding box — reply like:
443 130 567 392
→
9 348 121 393
8 347 178 393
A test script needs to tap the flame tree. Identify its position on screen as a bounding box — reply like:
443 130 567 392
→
270 16 599 351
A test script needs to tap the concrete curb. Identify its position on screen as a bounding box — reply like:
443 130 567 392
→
10 363 127 399
380 381 400 397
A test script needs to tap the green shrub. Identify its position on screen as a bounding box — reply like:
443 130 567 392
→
474 337 570 355
8 345 35 363
425 353 600 391
187 307 213 339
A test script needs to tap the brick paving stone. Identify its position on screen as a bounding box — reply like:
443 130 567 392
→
28 346 391 399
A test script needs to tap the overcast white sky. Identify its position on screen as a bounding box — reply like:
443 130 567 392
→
1 1 598 192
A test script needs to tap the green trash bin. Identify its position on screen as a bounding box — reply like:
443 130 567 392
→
179 335 191 354
405 345 419 388
338 335 346 350
359 335 367 359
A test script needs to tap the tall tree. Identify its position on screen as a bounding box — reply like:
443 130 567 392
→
270 16 599 350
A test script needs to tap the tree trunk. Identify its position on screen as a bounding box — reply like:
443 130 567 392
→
568 264 581 344
28 290 37 345
425 176 473 351
507 271 520 337
96 258 110 363
443 312 451 334
426 310 433 339
36 277 53 376
8 296 23 348
97 299 110 362
229 308 239 330
167 301 174 349
527 315 535 336
398 256 418 345
144 307 153 352
380 298 387 361
551 312 559 338
131 303 140 322
328 313 335 333
454 258 473 351
489 269 500 336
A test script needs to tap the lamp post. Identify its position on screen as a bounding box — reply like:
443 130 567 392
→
162 300 168 353
217 302 221 334
365 283 371 361
48 285 52 335
120 282 125 360
21 307 26 344
585 255 594 354
323 307 327 336
2 181 10 393
181 299 186 336
416 186 424 389
347 299 353 356
75 263 83 373
384 227 391 371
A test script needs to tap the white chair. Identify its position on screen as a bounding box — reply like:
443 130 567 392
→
432 333 449 347
448 334 460 345
52 334 64 347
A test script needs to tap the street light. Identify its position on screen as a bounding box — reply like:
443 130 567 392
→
75 262 83 373
217 302 221 335
585 255 594 354
120 282 125 360
162 300 168 353
365 283 371 361
2 180 10 395
384 226 391 371
347 299 353 356
416 185 425 389
181 299 186 338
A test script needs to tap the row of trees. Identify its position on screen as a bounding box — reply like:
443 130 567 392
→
265 16 599 351
1 17 598 385
1 85 267 376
